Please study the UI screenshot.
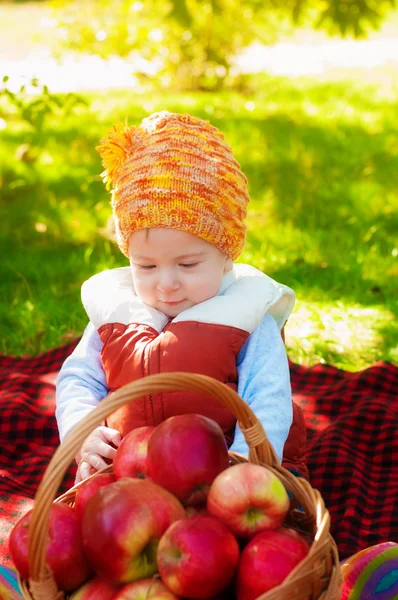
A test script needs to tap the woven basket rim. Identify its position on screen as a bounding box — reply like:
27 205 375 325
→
17 372 341 600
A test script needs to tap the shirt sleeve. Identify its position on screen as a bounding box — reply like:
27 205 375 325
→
230 314 293 462
55 322 108 442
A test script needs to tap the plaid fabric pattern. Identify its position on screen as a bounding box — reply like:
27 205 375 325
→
0 341 78 566
290 361 398 559
0 342 396 568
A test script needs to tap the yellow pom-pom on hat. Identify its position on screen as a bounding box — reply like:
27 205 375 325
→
97 111 250 260
96 123 138 190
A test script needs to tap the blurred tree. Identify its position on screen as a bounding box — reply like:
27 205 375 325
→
1 76 88 160
51 0 396 89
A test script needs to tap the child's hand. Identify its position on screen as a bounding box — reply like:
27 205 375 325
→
75 426 121 484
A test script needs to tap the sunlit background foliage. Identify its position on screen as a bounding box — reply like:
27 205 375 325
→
1 0 397 369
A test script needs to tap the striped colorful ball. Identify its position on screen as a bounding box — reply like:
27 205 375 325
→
341 542 398 599
0 565 22 599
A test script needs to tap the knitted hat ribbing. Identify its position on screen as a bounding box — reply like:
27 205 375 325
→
96 111 250 260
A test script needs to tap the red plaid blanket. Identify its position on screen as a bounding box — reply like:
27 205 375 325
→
0 342 397 567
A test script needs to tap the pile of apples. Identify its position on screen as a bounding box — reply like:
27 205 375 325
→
9 414 311 600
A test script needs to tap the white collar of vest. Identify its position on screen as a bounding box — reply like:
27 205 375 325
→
82 264 295 334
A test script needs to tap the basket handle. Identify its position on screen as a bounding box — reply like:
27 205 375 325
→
28 372 279 590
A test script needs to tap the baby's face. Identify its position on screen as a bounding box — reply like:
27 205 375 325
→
128 228 232 317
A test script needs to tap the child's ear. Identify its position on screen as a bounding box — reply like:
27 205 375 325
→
224 257 233 273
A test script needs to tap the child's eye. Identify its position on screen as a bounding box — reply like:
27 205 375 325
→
179 263 198 269
139 265 156 270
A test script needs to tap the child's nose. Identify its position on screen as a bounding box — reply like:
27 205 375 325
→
157 269 179 292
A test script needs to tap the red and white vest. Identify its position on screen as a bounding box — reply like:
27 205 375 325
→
82 265 308 477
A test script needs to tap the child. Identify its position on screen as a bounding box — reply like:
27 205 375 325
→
56 111 307 483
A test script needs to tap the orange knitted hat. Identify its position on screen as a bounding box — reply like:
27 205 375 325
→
96 111 250 260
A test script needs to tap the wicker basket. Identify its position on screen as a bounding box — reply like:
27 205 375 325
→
18 372 341 600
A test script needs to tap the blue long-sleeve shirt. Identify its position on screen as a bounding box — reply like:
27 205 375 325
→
56 313 293 461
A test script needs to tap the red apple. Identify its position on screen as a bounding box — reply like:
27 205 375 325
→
82 478 185 585
74 472 116 518
207 463 289 538
69 576 119 599
147 414 229 505
157 516 240 599
235 527 311 600
113 578 180 599
9 503 92 591
113 426 155 480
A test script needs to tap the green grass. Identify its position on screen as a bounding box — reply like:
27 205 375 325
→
1 75 397 369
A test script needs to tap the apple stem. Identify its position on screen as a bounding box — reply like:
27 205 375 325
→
245 507 264 527
146 574 161 598
164 546 183 560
